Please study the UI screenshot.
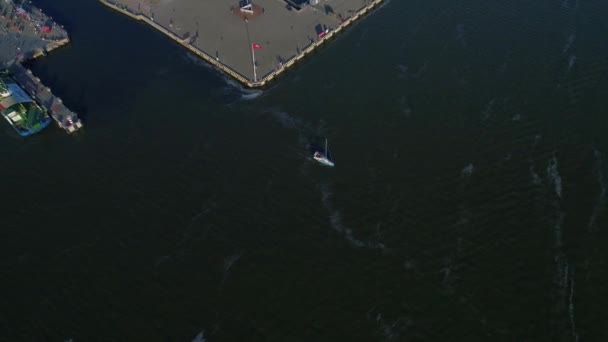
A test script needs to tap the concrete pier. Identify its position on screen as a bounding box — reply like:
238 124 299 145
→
0 0 80 134
99 0 384 88
8 62 83 133
0 0 70 64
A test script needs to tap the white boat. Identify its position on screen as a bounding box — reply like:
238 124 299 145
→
313 138 335 167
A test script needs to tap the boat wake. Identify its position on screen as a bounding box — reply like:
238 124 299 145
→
263 109 384 250
561 0 579 10
566 55 577 74
399 96 412 117
219 253 242 288
264 108 322 162
395 64 408 79
440 255 463 293
320 181 386 250
367 308 410 342
562 33 576 54
546 155 564 250
183 52 265 101
221 77 264 101
269 109 300 129
456 24 467 47
588 148 606 231
530 165 542 185
215 77 265 103
546 155 563 200
461 163 474 178
544 154 579 339
376 0 394 11
480 98 496 121
568 267 580 342
191 330 206 342
411 61 428 79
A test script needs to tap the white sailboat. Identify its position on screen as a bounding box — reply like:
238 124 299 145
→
313 138 335 167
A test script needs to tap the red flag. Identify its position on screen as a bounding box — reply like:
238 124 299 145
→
252 43 262 50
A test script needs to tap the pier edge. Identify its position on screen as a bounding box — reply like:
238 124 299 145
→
98 0 385 88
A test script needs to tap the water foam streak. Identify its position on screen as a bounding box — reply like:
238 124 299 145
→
588 149 606 230
461 163 474 178
530 165 542 185
220 253 242 287
192 330 206 342
563 33 576 54
320 182 385 250
561 0 579 10
481 98 496 121
566 55 577 74
569 268 580 342
547 155 563 199
456 24 466 47
367 308 410 342
546 154 578 340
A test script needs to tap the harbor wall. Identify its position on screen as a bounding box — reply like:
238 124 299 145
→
98 0 384 88
9 61 83 133
28 38 71 60
98 0 252 86
10 36 82 133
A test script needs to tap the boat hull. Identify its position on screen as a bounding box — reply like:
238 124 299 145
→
314 154 335 167
1 75 52 137
16 117 52 136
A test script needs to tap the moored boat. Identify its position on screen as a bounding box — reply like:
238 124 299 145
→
0 74 51 136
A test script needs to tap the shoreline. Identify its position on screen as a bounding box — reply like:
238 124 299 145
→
98 0 384 88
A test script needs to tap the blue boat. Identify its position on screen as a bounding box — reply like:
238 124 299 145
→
0 74 51 136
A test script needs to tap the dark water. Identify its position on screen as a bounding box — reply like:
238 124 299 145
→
1 0 607 340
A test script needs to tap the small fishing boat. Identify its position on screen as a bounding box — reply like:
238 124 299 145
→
313 138 335 167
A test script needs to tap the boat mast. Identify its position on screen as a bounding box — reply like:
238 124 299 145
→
325 138 328 156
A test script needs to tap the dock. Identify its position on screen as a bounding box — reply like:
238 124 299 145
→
0 1 82 133
8 62 83 133
0 0 82 135
99 0 385 88
0 0 70 63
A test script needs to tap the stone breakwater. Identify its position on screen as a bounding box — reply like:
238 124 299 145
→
98 0 384 88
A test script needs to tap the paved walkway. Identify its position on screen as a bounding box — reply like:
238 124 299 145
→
103 0 377 84
0 1 68 65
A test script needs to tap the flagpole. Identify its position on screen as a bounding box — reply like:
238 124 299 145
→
251 44 257 83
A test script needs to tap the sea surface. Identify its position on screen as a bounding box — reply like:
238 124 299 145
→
1 0 607 341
